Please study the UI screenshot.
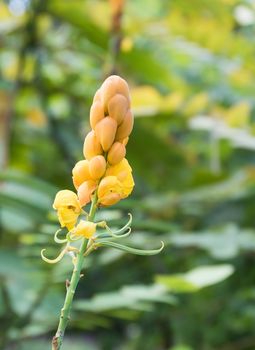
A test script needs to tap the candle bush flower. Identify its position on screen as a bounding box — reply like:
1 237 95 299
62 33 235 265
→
41 75 163 350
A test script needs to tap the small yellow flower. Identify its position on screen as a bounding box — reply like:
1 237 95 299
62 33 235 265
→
106 158 134 198
72 220 97 239
53 190 81 230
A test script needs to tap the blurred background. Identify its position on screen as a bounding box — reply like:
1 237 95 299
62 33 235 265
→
1 0 255 349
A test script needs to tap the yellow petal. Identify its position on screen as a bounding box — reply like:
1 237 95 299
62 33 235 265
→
57 207 79 230
98 176 123 206
106 158 134 198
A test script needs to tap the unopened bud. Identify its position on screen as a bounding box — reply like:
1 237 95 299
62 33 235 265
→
115 109 134 140
95 116 117 151
83 130 103 160
72 160 91 189
89 155 106 180
108 94 129 125
78 180 97 206
90 101 105 129
107 142 126 165
93 89 102 103
101 75 130 112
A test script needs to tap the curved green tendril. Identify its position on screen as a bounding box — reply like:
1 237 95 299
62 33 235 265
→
41 246 67 264
54 229 68 244
105 226 132 238
113 213 132 235
66 231 81 242
96 213 133 239
95 240 165 256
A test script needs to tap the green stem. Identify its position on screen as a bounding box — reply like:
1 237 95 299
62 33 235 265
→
52 195 98 350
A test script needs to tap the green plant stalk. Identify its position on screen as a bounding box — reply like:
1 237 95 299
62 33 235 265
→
52 195 98 350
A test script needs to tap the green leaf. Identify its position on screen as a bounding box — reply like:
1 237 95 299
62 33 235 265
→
156 264 234 293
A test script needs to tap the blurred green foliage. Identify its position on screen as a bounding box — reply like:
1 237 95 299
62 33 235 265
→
1 0 255 349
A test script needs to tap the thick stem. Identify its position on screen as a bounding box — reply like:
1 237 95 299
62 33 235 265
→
52 195 98 350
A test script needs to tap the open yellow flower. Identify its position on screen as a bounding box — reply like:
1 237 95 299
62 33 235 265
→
53 190 81 230
105 158 134 198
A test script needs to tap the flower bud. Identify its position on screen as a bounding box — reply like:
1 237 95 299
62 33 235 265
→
98 176 122 206
108 94 129 125
73 220 96 239
78 180 97 206
101 75 130 111
72 160 91 189
93 89 102 103
115 109 134 141
90 101 105 129
95 116 117 151
83 130 103 160
107 142 126 165
89 155 106 180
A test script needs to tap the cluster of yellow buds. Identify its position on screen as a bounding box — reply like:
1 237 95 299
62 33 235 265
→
52 75 135 238
74 75 134 207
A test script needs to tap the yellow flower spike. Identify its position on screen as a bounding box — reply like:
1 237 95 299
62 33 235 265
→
77 180 97 207
72 160 91 189
95 116 117 152
97 175 123 206
107 142 126 165
105 158 135 198
89 155 106 180
72 220 97 239
83 130 103 160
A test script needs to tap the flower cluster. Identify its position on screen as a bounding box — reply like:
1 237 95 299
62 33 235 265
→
52 75 135 238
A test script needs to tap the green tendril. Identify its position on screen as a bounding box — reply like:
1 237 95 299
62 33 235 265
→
54 229 68 244
41 246 68 264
